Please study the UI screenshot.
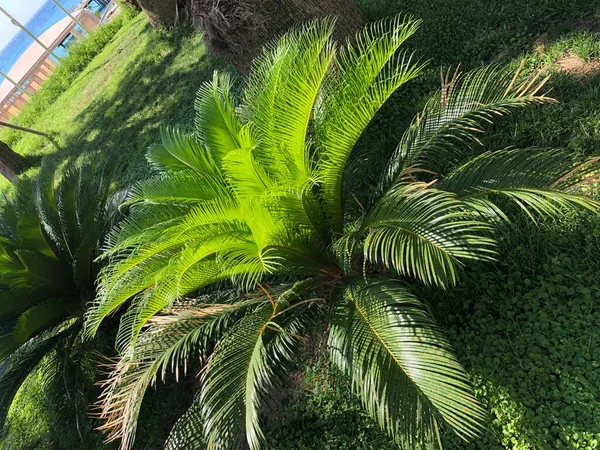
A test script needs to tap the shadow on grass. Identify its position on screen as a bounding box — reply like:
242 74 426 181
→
357 0 600 67
429 215 600 449
351 0 600 200
45 22 229 190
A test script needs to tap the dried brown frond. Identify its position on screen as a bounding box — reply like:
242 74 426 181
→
553 156 600 190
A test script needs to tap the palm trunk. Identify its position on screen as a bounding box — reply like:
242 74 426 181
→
191 0 364 74
135 0 178 27
0 141 25 182
137 0 364 74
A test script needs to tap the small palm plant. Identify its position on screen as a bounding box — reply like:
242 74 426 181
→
85 16 599 450
0 157 113 431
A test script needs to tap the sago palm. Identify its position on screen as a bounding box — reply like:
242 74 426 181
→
0 157 113 431
85 16 600 450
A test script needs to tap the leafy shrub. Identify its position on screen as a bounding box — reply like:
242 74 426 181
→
83 14 599 450
0 156 115 448
116 0 141 21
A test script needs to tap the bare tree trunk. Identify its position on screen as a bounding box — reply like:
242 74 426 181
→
0 141 25 182
135 0 178 27
191 0 364 74
136 0 364 73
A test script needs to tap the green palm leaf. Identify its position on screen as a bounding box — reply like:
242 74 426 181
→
316 15 424 232
200 289 311 450
195 72 244 160
200 305 273 450
0 299 70 360
0 324 74 426
329 278 486 448
384 64 554 186
246 19 336 184
72 161 114 288
34 158 66 262
359 183 496 287
437 147 600 220
0 289 45 316
0 156 113 433
97 294 259 449
147 128 222 177
127 171 229 205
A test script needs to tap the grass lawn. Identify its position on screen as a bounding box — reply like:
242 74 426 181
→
0 14 230 191
1 1 600 449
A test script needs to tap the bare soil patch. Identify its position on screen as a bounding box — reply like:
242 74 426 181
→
555 52 600 78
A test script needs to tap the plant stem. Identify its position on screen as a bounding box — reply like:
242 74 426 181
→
0 121 50 138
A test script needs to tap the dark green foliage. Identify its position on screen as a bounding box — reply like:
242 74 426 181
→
264 359 397 450
0 156 115 448
357 0 598 67
436 213 600 449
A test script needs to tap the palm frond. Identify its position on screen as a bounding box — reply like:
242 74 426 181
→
246 19 336 184
0 324 74 426
384 63 554 186
328 278 486 448
195 72 244 160
84 210 253 340
113 257 231 352
221 145 274 199
199 305 273 450
72 160 114 287
437 148 600 220
126 171 230 206
96 294 260 450
199 288 312 450
56 165 81 258
316 15 423 232
358 183 496 287
166 281 318 450
0 289 45 316
147 128 222 177
0 299 70 360
12 249 69 289
34 158 66 261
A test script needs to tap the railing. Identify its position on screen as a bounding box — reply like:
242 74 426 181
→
0 56 56 119
0 10 100 119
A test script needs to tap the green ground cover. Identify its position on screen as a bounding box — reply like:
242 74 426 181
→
1 1 600 448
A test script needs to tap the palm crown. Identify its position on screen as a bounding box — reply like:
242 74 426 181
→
0 157 113 427
85 16 599 450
